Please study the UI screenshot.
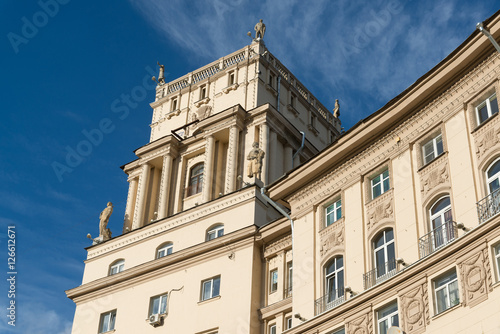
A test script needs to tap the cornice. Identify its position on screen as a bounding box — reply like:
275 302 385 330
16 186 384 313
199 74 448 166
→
258 297 292 320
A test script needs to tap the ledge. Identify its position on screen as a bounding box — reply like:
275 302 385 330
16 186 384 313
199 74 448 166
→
198 295 221 305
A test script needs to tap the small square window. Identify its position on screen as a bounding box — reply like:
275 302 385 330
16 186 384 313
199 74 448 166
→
422 133 444 165
326 199 342 226
149 293 168 316
270 269 278 293
109 260 124 276
98 310 116 333
157 243 173 259
206 225 224 241
269 324 276 334
494 243 500 281
476 93 499 125
377 302 399 334
371 169 390 200
201 276 220 301
433 269 459 314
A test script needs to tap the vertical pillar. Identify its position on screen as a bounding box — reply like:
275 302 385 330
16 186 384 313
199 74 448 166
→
132 163 150 230
225 126 240 193
269 130 278 184
284 145 293 173
123 177 138 233
157 154 173 219
260 123 269 185
202 134 215 203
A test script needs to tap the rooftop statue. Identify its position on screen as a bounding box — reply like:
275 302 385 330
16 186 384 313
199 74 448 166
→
247 142 265 178
254 19 266 40
99 202 113 241
333 99 340 118
157 61 165 84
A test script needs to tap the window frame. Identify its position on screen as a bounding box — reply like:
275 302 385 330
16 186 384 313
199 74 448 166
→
201 275 221 301
98 309 116 333
228 71 235 86
149 293 168 316
269 268 278 293
373 229 396 280
206 224 224 241
325 198 342 227
429 195 453 249
371 169 390 200
187 163 204 197
376 302 399 334
269 324 276 334
156 242 173 259
475 92 499 126
109 259 124 276
422 133 444 165
325 256 344 303
286 316 292 329
494 243 500 281
486 157 500 194
171 97 178 112
200 85 207 100
433 269 459 314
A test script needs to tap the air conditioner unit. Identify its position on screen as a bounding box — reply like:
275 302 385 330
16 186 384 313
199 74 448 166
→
149 313 161 326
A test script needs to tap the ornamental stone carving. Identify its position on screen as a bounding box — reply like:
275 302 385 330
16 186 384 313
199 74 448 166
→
419 160 449 197
319 220 344 258
346 312 372 334
458 249 489 307
400 284 429 334
366 191 393 230
264 235 292 257
473 111 500 163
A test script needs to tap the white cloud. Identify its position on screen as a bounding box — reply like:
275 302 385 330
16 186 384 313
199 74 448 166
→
0 303 72 334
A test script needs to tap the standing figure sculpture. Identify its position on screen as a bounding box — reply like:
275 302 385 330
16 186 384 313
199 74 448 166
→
333 99 340 118
247 142 265 178
254 19 266 40
157 61 165 84
99 202 113 241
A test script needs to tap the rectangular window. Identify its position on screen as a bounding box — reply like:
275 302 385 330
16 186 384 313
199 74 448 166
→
371 169 390 199
98 310 116 333
287 261 293 290
286 317 292 329
270 269 278 293
157 244 173 258
149 293 168 316
326 199 342 226
200 85 207 99
377 302 399 334
422 133 444 165
269 324 276 334
201 276 220 301
269 73 275 88
291 94 296 107
434 269 459 314
495 243 500 281
228 71 235 85
171 98 178 111
476 93 499 125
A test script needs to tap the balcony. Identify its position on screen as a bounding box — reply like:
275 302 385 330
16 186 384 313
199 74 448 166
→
314 290 345 315
284 286 292 299
477 189 500 224
418 220 458 258
363 258 398 290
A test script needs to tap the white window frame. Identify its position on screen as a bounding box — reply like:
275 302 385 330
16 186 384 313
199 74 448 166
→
371 169 390 199
429 196 453 249
228 71 235 86
476 93 498 125
286 317 292 329
486 158 500 194
171 97 178 112
98 310 116 333
373 229 396 280
206 225 224 241
201 276 220 301
377 302 399 334
325 256 344 306
269 324 276 334
149 293 168 316
269 268 278 293
433 269 459 314
109 259 124 276
494 243 500 281
422 133 443 165
156 243 173 259
287 261 293 291
325 199 342 227
200 85 207 100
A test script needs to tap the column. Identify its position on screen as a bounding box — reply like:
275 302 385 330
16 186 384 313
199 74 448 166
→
260 123 269 185
132 163 150 230
202 135 215 203
123 177 138 233
284 145 293 173
269 130 278 184
225 126 240 193
157 154 173 220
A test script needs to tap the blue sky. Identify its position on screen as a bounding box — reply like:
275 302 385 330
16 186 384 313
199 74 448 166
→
1 0 498 333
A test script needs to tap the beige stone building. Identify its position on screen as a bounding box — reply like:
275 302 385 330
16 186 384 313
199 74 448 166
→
68 13 500 334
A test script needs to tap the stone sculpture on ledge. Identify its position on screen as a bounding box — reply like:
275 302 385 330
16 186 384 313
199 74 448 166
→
247 142 265 178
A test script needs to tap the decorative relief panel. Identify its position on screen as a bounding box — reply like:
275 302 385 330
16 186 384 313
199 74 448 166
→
458 249 489 307
366 190 394 231
473 113 500 164
346 312 372 334
399 283 429 334
264 235 292 257
319 220 344 259
419 158 449 198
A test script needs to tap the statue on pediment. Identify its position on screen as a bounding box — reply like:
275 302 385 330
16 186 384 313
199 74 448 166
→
247 142 265 178
99 202 113 241
254 19 266 40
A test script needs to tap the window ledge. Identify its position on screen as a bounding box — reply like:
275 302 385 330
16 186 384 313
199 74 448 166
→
166 109 181 119
417 151 448 173
431 302 461 320
100 330 116 334
471 111 499 134
198 295 221 305
491 280 500 290
222 83 238 94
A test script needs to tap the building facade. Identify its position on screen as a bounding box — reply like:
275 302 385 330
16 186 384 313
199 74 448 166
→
68 13 500 334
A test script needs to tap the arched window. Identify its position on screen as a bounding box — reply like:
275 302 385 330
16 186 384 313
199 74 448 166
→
325 257 344 305
206 224 224 241
109 259 124 276
429 196 454 249
156 242 173 259
373 229 395 280
486 159 500 194
187 163 204 196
